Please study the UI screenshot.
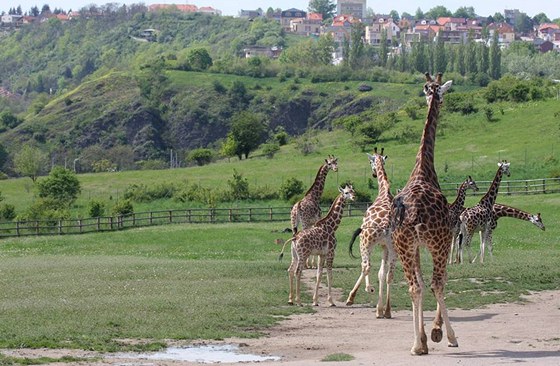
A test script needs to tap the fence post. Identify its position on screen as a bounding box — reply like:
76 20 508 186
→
78 219 83 234
16 221 20 237
249 208 252 222
229 209 233 222
506 181 511 195
35 221 39 235
269 207 273 221
169 210 173 223
542 179 546 194
97 217 101 231
525 180 528 194
110 216 114 230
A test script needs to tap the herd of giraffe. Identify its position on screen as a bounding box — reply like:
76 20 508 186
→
278 72 546 355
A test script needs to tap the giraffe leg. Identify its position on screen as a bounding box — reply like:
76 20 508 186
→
430 254 458 348
383 244 396 319
346 234 374 306
287 258 296 305
325 255 336 307
312 256 324 306
376 247 388 318
294 260 305 306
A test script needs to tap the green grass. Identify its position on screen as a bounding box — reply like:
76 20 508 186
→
321 353 355 362
0 192 557 351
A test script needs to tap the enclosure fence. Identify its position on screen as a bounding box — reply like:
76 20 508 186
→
1 177 558 238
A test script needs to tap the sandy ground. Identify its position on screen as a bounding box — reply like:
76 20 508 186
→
2 271 559 366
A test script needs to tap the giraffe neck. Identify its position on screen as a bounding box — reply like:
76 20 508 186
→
374 157 390 196
317 194 346 232
480 167 504 208
410 96 440 187
450 181 469 208
493 204 532 221
306 164 329 201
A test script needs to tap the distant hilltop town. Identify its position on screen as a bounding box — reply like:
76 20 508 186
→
2 2 559 55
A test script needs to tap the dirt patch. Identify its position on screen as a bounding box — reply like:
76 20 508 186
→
2 270 559 365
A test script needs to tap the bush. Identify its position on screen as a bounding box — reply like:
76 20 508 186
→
261 142 280 158
279 177 304 201
444 92 478 115
88 199 105 218
0 203 16 221
124 183 176 202
37 166 81 206
187 148 214 166
112 200 134 216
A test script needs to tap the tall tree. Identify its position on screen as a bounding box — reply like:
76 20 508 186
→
489 31 501 79
453 6 476 19
307 0 336 21
434 29 446 73
379 29 388 67
348 22 365 68
315 33 335 65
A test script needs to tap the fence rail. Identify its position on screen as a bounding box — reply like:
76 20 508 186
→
0 178 558 238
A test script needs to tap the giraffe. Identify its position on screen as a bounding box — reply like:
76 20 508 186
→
460 203 544 263
457 161 511 264
279 184 355 307
448 176 479 264
345 147 397 319
390 72 457 355
290 155 338 268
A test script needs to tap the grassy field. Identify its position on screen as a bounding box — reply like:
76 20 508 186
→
0 193 557 353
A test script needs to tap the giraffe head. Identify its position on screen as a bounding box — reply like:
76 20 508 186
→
366 147 388 178
325 155 338 172
530 213 545 231
497 160 511 177
423 72 453 106
466 175 479 192
339 184 356 202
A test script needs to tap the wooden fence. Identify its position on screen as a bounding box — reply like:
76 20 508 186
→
0 177 558 238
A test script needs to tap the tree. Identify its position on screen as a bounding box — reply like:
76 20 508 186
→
388 10 400 22
414 7 424 20
316 33 335 65
229 111 266 160
489 31 501 79
0 111 21 129
425 6 451 20
185 48 213 71
13 144 47 182
348 22 365 68
453 6 476 19
532 13 550 25
307 0 336 21
37 166 81 206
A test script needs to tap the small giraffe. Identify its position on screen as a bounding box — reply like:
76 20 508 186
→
346 147 397 319
448 176 479 264
290 155 338 268
458 161 511 264
460 203 544 263
391 72 457 355
279 184 355 307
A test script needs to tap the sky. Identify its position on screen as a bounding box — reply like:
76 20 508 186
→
3 0 559 20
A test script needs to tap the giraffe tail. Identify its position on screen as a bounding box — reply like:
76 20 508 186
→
278 238 293 261
392 196 406 229
349 227 362 259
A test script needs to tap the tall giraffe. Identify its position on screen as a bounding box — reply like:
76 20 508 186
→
460 203 544 263
345 147 397 319
448 176 479 264
280 184 355 307
390 72 457 355
458 161 511 264
290 155 338 268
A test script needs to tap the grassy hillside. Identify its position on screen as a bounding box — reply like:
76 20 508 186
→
0 95 559 216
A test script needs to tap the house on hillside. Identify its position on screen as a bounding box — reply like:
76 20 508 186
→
148 4 198 13
290 12 322 36
365 16 400 45
488 22 515 45
1 14 23 25
238 9 262 19
243 45 282 58
281 8 306 32
538 23 560 42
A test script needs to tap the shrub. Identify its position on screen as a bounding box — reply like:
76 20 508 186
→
444 92 478 115
37 166 81 206
279 177 304 201
112 200 133 216
88 199 105 218
0 203 16 221
484 107 494 121
187 148 214 166
261 142 280 158
227 170 250 200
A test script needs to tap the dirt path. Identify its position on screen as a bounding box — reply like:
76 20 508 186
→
2 271 559 365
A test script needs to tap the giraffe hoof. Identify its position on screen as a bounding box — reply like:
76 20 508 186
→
345 301 353 306
431 328 443 343
288 301 294 306
329 303 336 307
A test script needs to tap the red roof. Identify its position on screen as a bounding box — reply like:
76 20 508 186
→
437 17 466 26
308 12 322 21
539 23 560 31
148 4 198 12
